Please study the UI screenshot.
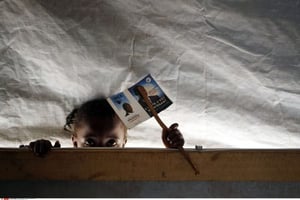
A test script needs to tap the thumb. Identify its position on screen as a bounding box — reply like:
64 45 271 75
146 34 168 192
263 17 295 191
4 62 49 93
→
169 123 179 129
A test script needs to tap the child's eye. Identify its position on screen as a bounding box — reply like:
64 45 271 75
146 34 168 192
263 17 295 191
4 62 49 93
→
84 138 96 147
106 139 117 147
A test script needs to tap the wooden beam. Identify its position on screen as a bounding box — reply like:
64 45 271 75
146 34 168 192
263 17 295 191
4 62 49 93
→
1 148 300 181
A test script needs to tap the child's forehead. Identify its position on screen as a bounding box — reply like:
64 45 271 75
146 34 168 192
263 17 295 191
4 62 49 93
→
80 116 123 132
86 116 118 123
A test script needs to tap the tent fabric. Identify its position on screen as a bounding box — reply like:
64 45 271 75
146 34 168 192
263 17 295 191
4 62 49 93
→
0 0 299 148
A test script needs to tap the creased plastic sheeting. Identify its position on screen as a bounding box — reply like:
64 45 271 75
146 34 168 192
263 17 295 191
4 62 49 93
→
0 0 299 148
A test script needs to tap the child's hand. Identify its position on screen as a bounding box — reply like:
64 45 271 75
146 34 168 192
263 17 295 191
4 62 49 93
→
162 123 185 148
20 139 60 157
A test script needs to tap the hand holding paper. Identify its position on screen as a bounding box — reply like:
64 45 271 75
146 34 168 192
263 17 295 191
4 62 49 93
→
136 84 199 175
162 123 185 148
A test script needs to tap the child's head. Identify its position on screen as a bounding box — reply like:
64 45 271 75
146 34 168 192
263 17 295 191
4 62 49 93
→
64 98 127 148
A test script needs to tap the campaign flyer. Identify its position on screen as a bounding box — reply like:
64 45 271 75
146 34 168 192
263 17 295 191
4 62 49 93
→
107 74 173 129
128 74 173 117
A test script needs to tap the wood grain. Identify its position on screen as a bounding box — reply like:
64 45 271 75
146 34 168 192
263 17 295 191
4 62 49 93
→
1 148 300 181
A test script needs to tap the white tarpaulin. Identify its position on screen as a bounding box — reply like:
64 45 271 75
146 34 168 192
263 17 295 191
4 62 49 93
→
0 0 299 148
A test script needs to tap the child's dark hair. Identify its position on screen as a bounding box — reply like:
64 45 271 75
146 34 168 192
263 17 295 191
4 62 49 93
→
64 98 126 136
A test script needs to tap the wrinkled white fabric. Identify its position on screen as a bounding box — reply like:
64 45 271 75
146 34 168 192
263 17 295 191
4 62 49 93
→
0 0 299 148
